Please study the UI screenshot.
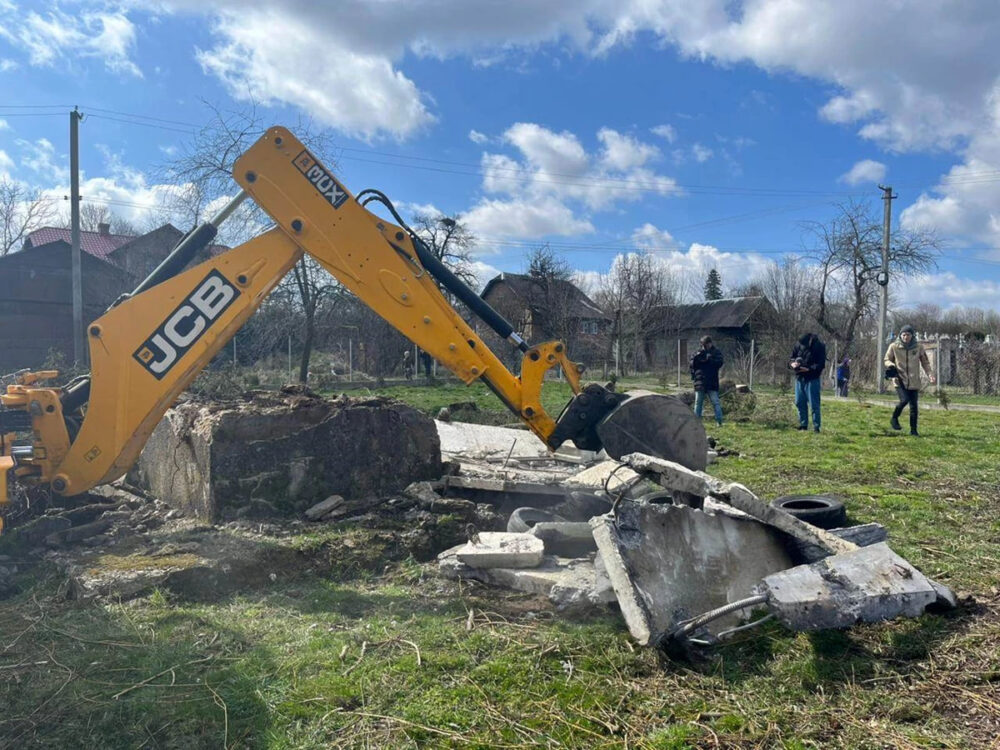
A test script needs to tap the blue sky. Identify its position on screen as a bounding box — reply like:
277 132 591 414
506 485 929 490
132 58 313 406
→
2 1 1000 310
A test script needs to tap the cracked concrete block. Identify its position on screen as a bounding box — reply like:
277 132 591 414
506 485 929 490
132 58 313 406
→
529 521 597 556
591 500 795 645
622 453 711 497
758 542 938 631
130 392 440 521
454 532 544 569
305 495 345 520
438 548 615 613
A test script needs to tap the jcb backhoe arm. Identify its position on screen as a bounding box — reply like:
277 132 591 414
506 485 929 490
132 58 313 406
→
0 127 704 524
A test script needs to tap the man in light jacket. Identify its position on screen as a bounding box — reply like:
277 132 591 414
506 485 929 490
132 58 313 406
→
884 325 935 436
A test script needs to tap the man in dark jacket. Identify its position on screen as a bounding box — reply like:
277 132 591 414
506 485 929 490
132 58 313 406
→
789 332 827 432
690 335 724 425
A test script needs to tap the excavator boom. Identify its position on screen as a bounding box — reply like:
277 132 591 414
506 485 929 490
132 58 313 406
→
0 127 705 521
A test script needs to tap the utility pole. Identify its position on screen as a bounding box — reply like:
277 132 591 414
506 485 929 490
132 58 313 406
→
875 184 895 393
70 107 85 365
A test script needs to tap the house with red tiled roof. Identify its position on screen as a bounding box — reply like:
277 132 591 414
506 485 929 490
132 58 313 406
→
1 222 227 371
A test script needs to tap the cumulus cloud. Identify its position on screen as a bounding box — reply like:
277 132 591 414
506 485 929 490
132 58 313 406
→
462 196 594 242
0 149 14 174
196 10 433 141
650 124 676 143
468 129 490 144
463 122 677 241
0 118 9 131
691 143 713 163
2 6 142 77
0 59 16 72
839 159 886 185
630 222 677 252
899 270 1000 310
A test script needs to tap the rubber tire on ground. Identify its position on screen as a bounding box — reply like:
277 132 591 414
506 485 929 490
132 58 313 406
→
770 494 847 529
507 507 568 534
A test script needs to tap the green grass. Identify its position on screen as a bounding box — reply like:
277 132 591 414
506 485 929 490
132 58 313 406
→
1 386 999 748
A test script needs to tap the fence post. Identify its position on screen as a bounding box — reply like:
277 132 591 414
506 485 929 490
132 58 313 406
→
749 339 755 390
348 339 353 382
676 339 681 388
287 335 292 381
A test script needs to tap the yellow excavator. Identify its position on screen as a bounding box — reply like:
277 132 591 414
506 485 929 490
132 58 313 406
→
0 127 705 529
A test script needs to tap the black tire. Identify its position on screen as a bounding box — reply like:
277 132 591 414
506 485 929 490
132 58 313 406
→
770 494 847 529
507 507 567 534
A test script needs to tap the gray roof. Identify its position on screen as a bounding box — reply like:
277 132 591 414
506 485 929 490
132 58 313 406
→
652 296 773 330
482 272 611 320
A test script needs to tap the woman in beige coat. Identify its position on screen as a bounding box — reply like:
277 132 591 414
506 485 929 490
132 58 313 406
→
884 325 935 436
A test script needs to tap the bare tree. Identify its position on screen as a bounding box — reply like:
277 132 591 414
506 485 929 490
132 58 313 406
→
598 252 677 374
161 101 339 379
806 200 938 350
524 245 578 347
1 177 55 256
62 202 138 236
411 213 478 288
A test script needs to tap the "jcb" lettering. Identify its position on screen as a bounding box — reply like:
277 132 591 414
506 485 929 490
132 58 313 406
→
134 271 239 379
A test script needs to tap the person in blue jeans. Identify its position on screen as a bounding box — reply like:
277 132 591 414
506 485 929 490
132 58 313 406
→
690 335 724 426
789 332 827 432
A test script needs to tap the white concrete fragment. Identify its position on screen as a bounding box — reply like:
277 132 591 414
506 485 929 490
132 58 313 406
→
455 532 544 569
591 500 794 645
622 453 710 497
435 420 549 459
759 542 938 630
438 548 616 612
564 460 641 492
304 495 344 520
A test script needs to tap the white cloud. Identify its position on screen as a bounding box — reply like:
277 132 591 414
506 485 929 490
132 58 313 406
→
0 118 9 131
839 159 886 185
466 122 678 242
462 196 594 241
469 129 489 144
15 138 68 184
0 59 16 72
899 270 1000 311
691 143 713 163
469 259 502 291
630 222 677 252
650 124 676 143
195 9 433 140
5 8 142 77
598 128 659 171
0 149 14 174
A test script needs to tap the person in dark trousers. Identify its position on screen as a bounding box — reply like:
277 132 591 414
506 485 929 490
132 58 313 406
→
836 355 851 397
690 335 724 426
789 332 827 431
884 325 935 436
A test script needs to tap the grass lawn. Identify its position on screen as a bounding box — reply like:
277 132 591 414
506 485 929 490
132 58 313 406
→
1 383 998 748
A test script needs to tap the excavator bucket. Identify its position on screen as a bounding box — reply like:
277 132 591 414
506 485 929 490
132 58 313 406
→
596 390 709 471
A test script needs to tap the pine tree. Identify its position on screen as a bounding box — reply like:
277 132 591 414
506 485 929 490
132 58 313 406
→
704 268 723 300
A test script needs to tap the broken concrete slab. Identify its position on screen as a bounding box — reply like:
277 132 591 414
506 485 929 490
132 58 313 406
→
565 460 641 492
622 453 711 497
438 548 616 613
435 420 549 459
529 521 597 557
591 499 795 645
791 523 889 563
718 482 857 556
757 542 939 631
305 495 345 521
131 392 441 521
455 532 544 569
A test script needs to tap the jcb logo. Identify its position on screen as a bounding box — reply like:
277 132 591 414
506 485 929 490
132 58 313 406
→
133 270 240 379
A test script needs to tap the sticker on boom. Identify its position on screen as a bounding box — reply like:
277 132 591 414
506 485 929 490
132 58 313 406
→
293 149 348 209
133 270 240 379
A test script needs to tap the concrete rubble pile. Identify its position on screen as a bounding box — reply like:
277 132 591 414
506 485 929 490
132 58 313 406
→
435 420 956 647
